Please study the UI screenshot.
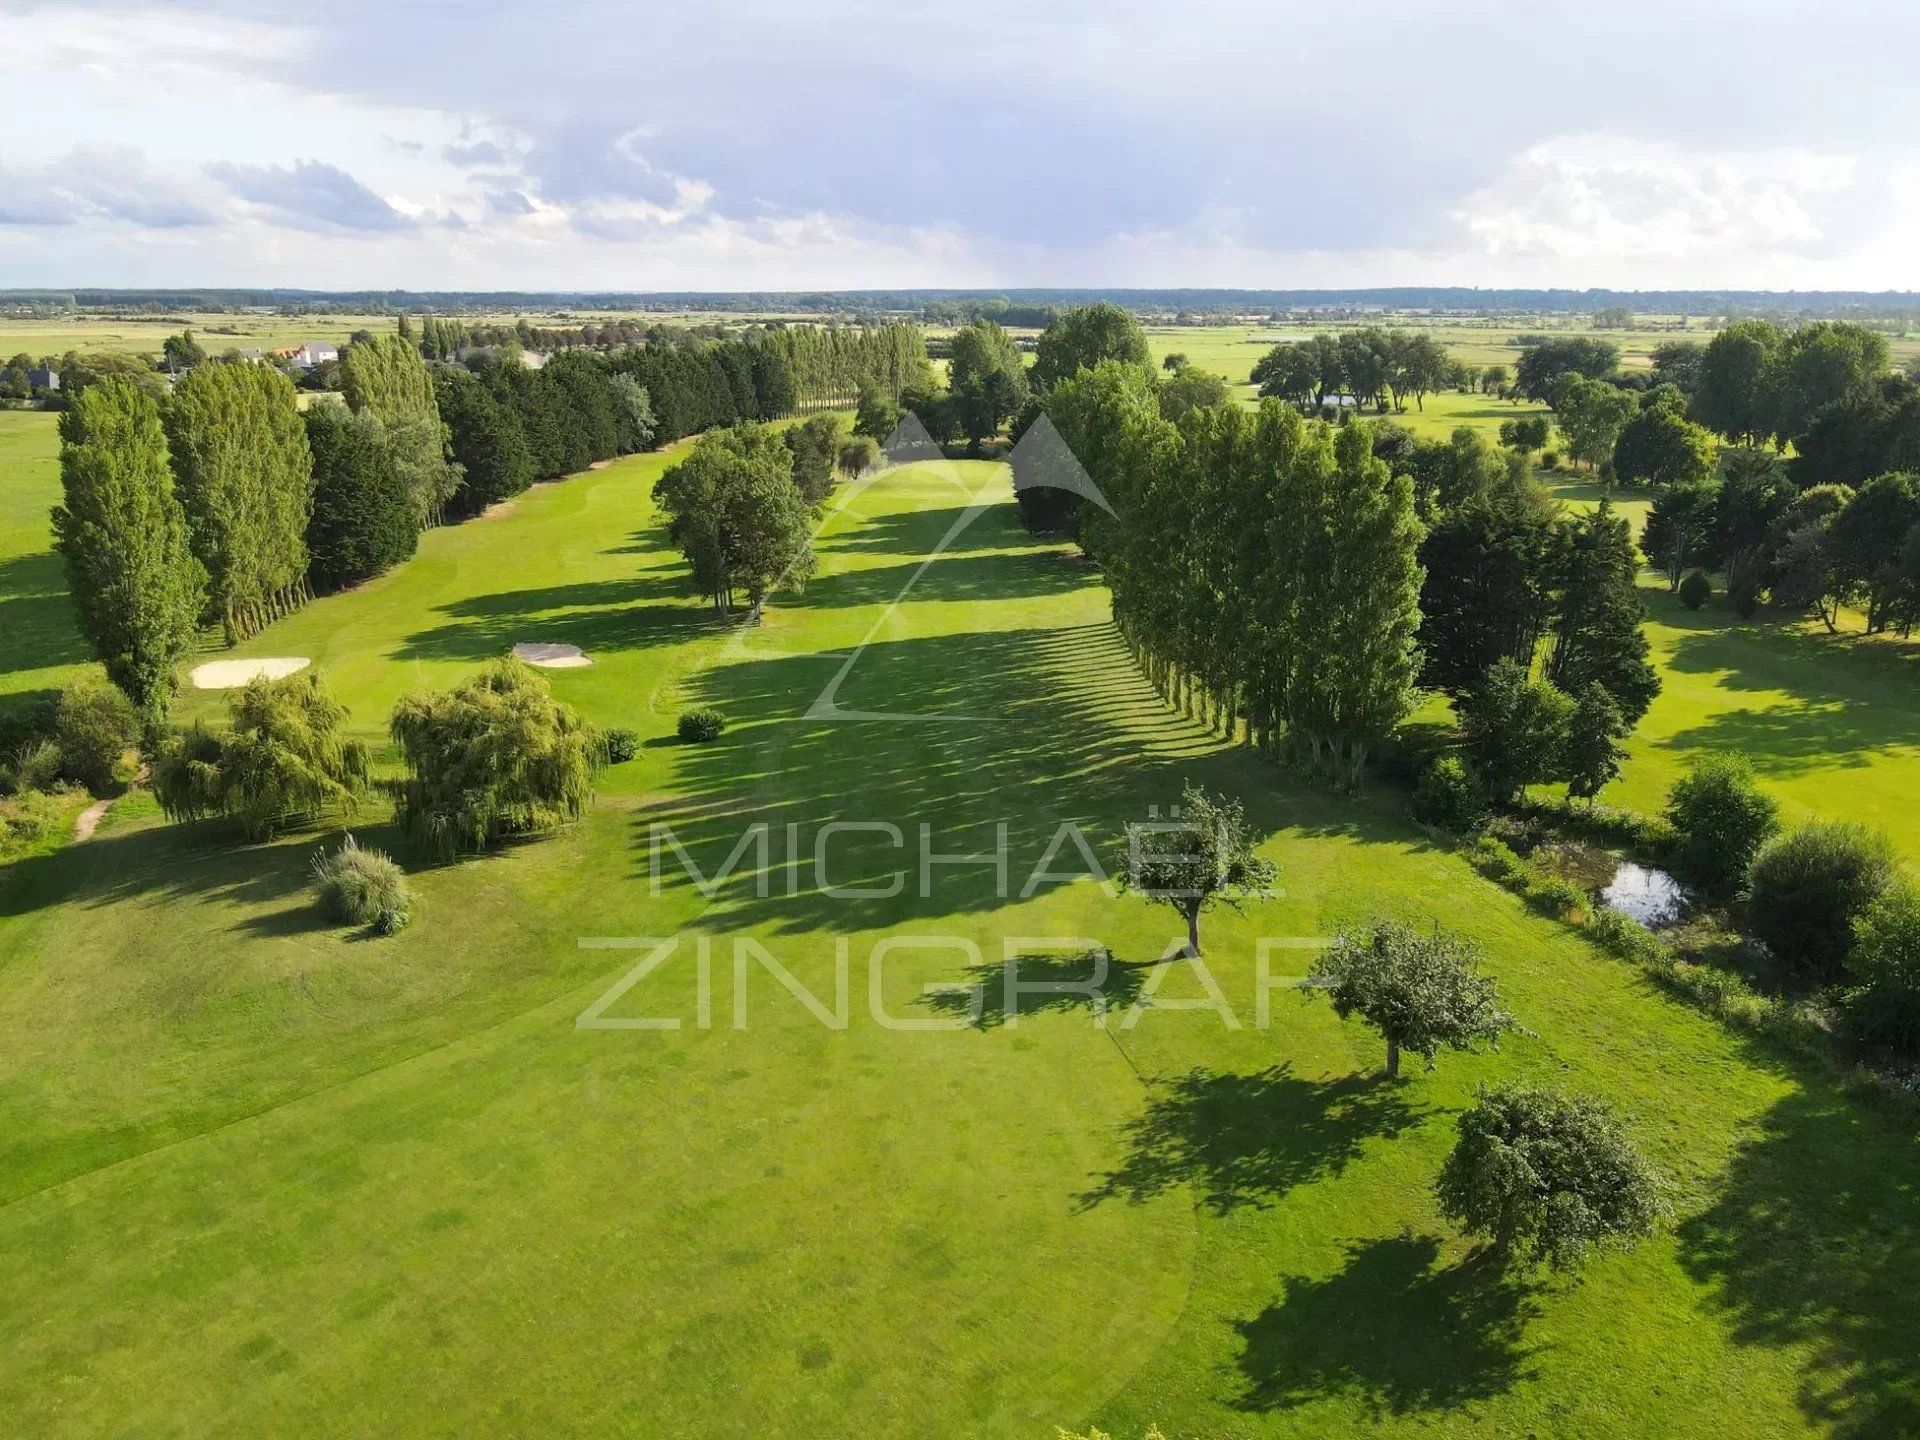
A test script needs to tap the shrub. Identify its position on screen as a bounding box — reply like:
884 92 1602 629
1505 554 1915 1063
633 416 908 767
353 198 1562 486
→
1586 905 1665 965
310 834 411 935
390 657 599 859
1664 752 1778 893
1677 569 1712 611
1730 573 1762 618
1540 449 1561 471
1847 881 1920 1051
54 679 140 794
604 727 640 764
1459 658 1574 805
1411 755 1487 833
9 738 63 795
0 788 66 848
1746 822 1897 981
677 707 726 743
1437 1083 1666 1271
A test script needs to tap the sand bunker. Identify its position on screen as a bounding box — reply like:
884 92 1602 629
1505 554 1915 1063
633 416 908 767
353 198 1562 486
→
191 657 311 689
512 642 593 669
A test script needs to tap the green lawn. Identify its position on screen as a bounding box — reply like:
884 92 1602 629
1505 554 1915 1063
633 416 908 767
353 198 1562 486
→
0 409 102 718
2 446 1916 1436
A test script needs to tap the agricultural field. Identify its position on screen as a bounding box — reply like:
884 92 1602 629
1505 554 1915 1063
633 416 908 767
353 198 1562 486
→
0 314 401 361
4 444 1917 1437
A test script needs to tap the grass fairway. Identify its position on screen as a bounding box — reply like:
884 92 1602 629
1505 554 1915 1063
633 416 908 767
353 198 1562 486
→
2 447 1917 1436
0 409 101 717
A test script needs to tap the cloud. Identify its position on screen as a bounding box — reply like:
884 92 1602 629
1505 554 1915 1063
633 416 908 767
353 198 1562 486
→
207 158 414 233
0 146 215 228
444 139 506 167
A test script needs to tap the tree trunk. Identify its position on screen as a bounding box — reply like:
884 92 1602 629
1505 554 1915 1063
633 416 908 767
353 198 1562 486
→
1385 1040 1401 1079
1184 908 1202 959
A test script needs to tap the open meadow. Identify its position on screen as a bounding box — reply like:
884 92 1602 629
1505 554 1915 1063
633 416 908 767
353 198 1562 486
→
2 439 1918 1436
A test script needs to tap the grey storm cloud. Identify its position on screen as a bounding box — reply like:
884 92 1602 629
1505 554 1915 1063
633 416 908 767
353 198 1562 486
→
208 158 413 233
445 139 507 167
0 148 216 229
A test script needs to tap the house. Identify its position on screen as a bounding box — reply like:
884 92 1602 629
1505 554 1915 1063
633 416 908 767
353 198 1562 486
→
26 367 58 392
282 343 338 371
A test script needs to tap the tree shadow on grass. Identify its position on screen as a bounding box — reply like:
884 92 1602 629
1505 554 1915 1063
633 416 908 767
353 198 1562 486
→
1078 1064 1427 1215
0 551 91 676
398 573 715 664
1234 1234 1540 1416
917 948 1156 1030
1678 1087 1920 1438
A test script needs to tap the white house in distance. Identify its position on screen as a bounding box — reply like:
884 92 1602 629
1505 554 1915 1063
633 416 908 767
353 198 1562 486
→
278 342 339 371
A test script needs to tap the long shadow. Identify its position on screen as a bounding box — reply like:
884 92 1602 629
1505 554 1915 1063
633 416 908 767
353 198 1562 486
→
1078 1064 1427 1214
399 572 716 663
1234 1234 1540 1416
0 551 90 675
918 949 1155 1030
1678 1088 1920 1437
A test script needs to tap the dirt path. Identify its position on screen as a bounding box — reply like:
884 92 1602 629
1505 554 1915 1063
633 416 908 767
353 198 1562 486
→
74 797 114 842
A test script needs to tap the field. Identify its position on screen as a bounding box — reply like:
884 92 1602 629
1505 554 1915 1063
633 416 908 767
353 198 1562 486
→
0 409 102 716
2 436 1918 1435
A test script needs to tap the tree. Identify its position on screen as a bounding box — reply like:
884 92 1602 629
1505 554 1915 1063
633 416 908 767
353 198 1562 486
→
1514 337 1619 404
947 320 1029 449
1677 569 1712 610
1459 658 1574 805
53 678 139 794
1649 340 1706 395
52 377 206 724
1120 781 1276 957
1310 920 1518 1079
435 367 534 517
151 670 370 840
339 332 459 526
653 423 817 618
837 434 879 479
1847 880 1920 1051
1555 377 1636 470
1030 302 1150 392
162 360 315 641
1828 473 1920 632
1417 476 1557 697
1161 352 1188 372
1157 364 1228 422
1437 1084 1665 1271
1768 321 1889 447
303 403 416 591
1613 404 1715 488
784 414 843 505
1693 319 1781 447
1643 481 1721 590
1412 755 1488 833
389 656 599 859
1498 415 1550 455
853 379 903 441
161 329 205 374
1664 751 1780 894
1792 375 1920 490
1564 682 1628 803
609 373 656 453
1714 449 1796 593
1480 364 1509 395
1545 500 1660 725
1746 822 1897 981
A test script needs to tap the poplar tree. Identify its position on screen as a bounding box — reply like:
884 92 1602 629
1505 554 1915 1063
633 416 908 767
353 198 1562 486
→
53 377 207 724
163 360 315 643
340 332 459 526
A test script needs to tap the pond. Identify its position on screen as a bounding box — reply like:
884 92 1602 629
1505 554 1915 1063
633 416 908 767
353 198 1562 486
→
1601 861 1690 929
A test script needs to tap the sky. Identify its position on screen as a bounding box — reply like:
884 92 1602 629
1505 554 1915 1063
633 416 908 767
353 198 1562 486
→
2 0 1916 293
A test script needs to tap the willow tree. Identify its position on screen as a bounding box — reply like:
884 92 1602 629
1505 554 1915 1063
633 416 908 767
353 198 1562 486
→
53 377 206 723
151 669 369 839
340 332 460 526
389 656 599 858
163 360 315 643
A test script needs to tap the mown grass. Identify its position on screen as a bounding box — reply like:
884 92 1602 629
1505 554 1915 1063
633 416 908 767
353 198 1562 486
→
0 409 102 719
1 448 1916 1436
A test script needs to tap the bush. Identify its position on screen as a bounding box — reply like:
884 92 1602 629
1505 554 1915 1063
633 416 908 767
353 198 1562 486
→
390 657 599 859
0 788 66 848
1847 881 1920 1051
1664 752 1778 893
1586 905 1665 965
1730 573 1762 618
9 738 63 795
604 727 640 764
54 679 140 795
1677 569 1712 611
1437 1083 1666 1271
310 834 411 935
677 707 726 743
1540 449 1561 471
1411 755 1487 833
1746 822 1897 981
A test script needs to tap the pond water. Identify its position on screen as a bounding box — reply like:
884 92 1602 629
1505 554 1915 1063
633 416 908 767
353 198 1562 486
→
1601 861 1690 928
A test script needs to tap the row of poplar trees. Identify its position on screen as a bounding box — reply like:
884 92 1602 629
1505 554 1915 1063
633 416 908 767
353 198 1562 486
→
1049 361 1426 789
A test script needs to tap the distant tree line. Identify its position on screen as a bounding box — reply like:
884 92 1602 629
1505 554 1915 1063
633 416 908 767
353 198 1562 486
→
1250 329 1454 414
